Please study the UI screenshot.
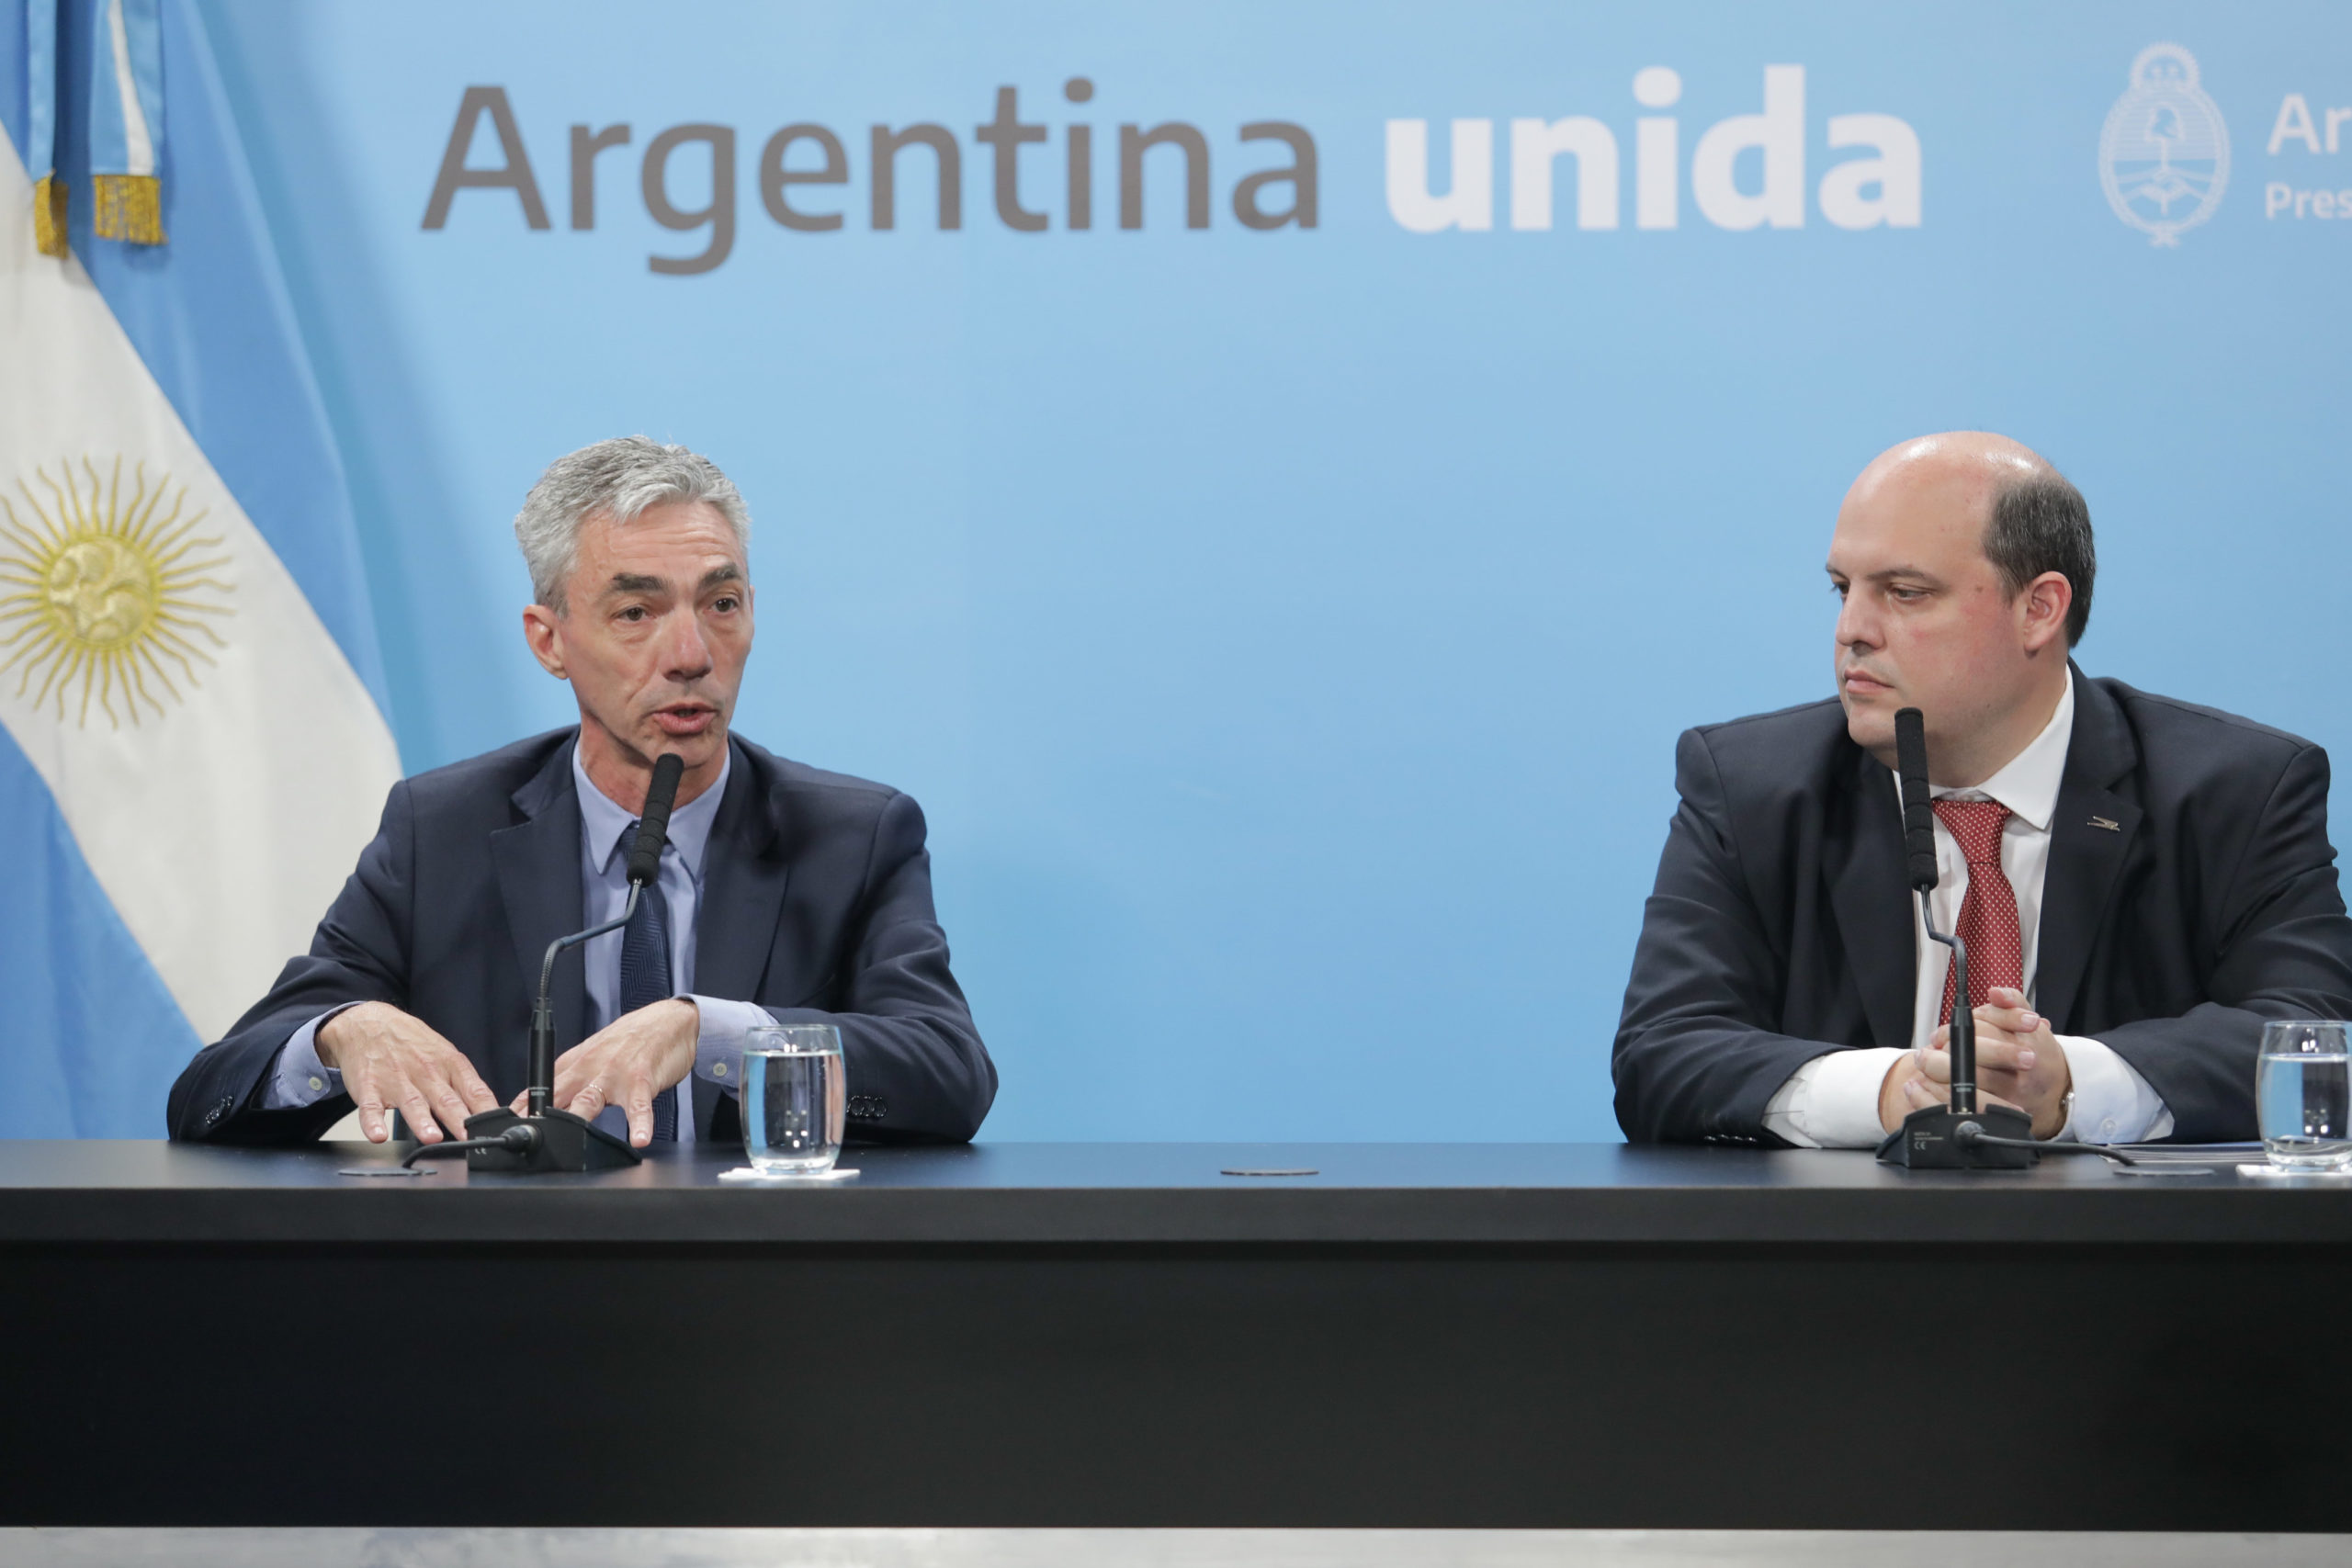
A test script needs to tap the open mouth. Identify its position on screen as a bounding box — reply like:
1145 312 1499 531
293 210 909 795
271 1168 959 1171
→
650 704 718 736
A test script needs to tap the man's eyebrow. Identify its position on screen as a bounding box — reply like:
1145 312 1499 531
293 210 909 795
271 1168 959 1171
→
1825 563 1945 585
604 572 664 596
699 563 743 590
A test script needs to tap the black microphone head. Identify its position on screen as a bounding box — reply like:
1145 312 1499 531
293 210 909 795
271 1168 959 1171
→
1894 707 1928 786
1894 707 1939 892
626 753 687 886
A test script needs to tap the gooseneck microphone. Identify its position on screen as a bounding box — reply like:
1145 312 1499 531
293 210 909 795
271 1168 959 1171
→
414 751 688 1174
1894 707 1975 1117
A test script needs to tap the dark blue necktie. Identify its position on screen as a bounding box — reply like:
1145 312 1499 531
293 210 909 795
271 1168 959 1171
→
618 827 677 1142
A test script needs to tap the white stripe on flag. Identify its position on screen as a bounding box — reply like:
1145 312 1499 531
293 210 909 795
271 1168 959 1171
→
0 126 399 1042
105 0 156 178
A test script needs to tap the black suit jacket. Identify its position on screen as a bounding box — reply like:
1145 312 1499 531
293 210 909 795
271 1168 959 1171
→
168 729 996 1145
1613 669 2352 1145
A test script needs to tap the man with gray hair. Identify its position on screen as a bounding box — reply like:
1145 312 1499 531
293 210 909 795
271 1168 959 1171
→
169 437 996 1147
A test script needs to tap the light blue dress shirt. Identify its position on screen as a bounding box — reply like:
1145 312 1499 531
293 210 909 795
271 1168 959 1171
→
265 741 774 1142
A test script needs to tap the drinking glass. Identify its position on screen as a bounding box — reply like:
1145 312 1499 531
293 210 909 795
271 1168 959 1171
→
741 1023 845 1175
2256 1020 2352 1170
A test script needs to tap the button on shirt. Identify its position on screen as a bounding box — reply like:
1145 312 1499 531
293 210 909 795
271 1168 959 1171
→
263 744 775 1137
1762 679 2176 1149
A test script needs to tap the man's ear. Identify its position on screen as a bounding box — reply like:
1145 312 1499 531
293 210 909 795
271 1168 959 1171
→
2019 570 2073 655
521 604 568 679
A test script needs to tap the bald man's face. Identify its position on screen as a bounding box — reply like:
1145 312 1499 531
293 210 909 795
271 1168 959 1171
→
1826 451 2052 773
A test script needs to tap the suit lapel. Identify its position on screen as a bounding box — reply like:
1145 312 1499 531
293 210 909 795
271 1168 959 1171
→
695 738 792 1005
1827 743 1918 1052
2035 669 2142 1032
488 736 587 1094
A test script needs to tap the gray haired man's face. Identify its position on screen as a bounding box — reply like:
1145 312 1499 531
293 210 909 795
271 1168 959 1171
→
521 500 752 811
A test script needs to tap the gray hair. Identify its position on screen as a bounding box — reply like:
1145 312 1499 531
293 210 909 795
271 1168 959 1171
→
514 436 752 612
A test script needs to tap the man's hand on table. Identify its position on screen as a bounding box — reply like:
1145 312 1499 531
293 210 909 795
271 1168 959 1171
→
1952 987 2074 1136
316 1001 499 1144
1876 987 2074 1138
514 997 698 1148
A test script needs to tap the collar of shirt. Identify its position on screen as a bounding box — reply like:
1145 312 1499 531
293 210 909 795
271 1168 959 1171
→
1926 673 2073 833
571 736 730 886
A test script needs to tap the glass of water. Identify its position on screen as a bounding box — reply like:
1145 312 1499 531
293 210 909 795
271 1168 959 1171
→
741 1023 845 1175
2257 1020 2352 1170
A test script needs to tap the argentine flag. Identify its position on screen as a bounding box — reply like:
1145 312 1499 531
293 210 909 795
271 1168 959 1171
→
0 0 401 1134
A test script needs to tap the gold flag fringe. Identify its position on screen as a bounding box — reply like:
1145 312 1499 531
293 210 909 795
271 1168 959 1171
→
92 174 164 245
32 175 67 257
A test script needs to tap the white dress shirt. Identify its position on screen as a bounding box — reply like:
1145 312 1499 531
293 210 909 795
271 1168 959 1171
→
1763 677 2176 1148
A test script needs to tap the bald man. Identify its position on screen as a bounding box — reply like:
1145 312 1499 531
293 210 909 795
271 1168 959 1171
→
1614 434 2352 1147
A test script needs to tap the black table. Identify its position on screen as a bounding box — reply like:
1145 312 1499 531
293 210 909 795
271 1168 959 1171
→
2 1141 2346 1529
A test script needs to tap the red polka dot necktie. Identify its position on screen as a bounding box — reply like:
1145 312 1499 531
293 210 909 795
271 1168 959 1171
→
1933 798 2023 1025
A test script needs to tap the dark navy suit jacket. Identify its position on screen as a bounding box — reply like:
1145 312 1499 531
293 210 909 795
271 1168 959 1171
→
167 729 996 1145
1614 669 2352 1145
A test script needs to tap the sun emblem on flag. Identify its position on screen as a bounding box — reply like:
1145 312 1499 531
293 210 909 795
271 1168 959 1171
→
0 457 234 728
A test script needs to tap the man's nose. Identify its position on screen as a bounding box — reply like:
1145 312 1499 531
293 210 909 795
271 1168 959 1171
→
1834 592 1879 651
658 608 715 680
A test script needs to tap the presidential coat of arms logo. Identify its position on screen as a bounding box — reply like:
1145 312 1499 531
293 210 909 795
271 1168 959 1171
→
2099 43 2230 246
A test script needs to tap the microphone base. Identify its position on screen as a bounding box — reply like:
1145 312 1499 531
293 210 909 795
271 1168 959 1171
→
460 1108 643 1172
1875 1102 2038 1170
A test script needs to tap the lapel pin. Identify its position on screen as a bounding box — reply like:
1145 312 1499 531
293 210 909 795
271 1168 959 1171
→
2089 815 2120 831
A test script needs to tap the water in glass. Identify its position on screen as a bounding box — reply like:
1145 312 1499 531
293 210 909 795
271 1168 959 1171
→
2257 1020 2352 1170
742 1024 844 1175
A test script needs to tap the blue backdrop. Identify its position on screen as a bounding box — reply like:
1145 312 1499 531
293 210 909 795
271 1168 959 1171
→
191 0 2352 1142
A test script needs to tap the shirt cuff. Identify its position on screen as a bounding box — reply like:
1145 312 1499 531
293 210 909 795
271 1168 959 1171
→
2053 1034 2176 1144
1762 1047 1905 1150
260 1007 358 1110
686 995 771 1097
